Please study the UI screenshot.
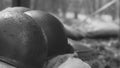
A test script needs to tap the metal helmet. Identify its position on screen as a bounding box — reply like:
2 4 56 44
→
25 10 73 57
0 11 47 68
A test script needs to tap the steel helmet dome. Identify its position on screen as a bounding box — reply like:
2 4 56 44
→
25 10 73 57
0 11 47 68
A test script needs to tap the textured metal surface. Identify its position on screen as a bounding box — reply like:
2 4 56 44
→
0 11 47 68
25 10 73 57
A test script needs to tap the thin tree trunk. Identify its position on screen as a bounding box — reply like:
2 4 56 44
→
30 0 35 9
74 12 78 19
33 0 39 9
116 0 119 18
95 0 99 11
0 0 3 10
12 0 30 8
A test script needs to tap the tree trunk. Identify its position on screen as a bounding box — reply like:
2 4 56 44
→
0 0 3 10
12 0 30 8
116 0 120 18
74 12 78 19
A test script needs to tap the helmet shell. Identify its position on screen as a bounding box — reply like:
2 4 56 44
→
0 11 47 68
25 10 73 57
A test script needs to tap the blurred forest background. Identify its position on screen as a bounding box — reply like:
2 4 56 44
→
0 0 119 19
